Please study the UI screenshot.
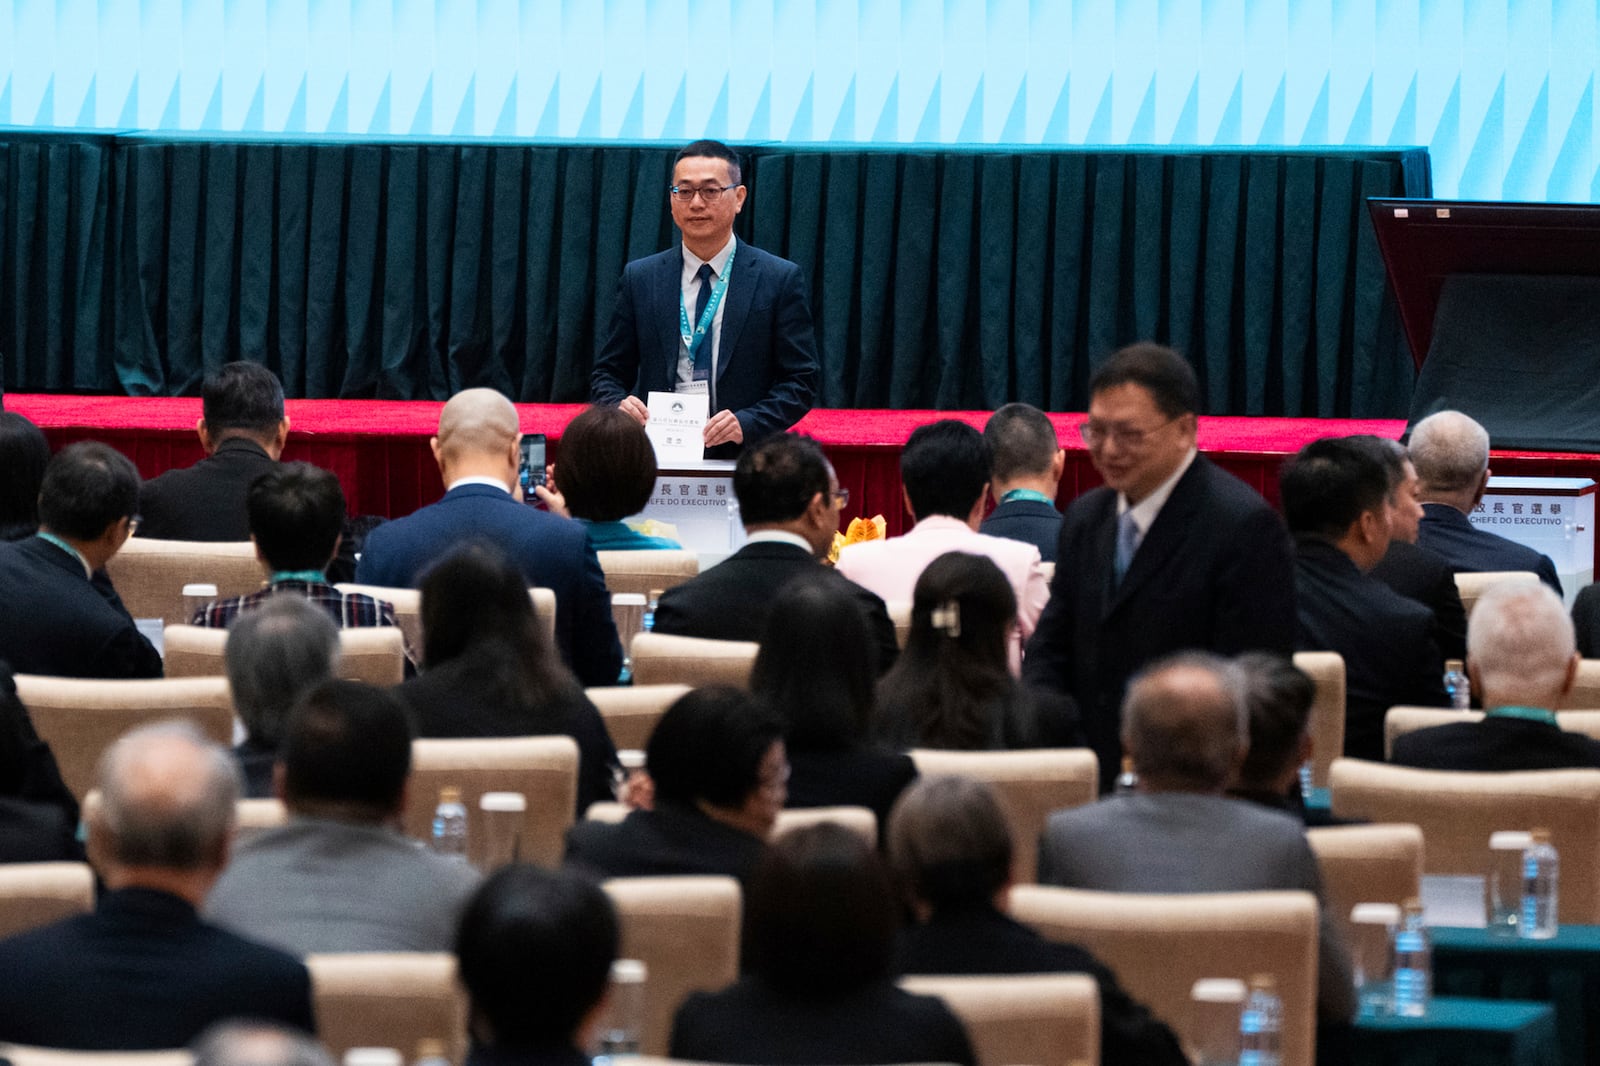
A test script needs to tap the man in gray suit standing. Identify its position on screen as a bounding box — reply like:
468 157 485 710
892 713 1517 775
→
1037 653 1355 1025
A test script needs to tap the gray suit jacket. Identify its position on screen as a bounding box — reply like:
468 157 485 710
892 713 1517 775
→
1038 792 1355 1023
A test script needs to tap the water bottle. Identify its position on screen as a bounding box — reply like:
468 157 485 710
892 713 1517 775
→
642 588 662 633
430 786 469 861
1114 756 1139 795
1520 828 1560 940
1393 898 1431 1017
1443 659 1471 710
594 958 648 1062
411 1039 450 1066
1297 760 1315 799
1238 974 1282 1066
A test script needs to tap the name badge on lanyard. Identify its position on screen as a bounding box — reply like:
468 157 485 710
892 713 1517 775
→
680 244 736 382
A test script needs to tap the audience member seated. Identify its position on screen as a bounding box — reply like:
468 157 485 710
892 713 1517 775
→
0 721 313 1047
671 823 976 1065
1573 584 1600 659
837 420 1046 671
456 865 619 1066
1393 582 1600 770
395 544 619 813
1360 435 1468 660
0 441 162 679
227 597 342 798
979 403 1065 561
1282 437 1446 760
890 776 1186 1066
1037 653 1355 1024
0 411 50 541
0 661 82 861
875 552 1082 751
1227 652 1342 827
192 1021 335 1066
749 574 916 828
355 388 623 688
653 433 898 671
564 687 783 885
1410 409 1562 594
535 405 681 550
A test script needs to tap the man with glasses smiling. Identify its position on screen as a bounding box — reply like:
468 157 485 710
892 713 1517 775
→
1021 343 1295 789
591 139 818 459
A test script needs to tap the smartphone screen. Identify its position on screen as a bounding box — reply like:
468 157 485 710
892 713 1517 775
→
518 433 547 497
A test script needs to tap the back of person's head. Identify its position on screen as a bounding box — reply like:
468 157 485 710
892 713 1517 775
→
1279 437 1390 539
1409 410 1490 495
556 405 660 522
280 680 412 821
436 388 519 465
1121 652 1247 792
226 596 341 748
1233 653 1316 792
733 433 831 525
984 404 1060 484
192 1022 335 1066
203 363 286 438
37 441 140 540
886 776 1012 914
901 420 991 520
247 462 346 572
744 823 898 997
1344 435 1407 500
1088 343 1201 417
419 543 552 666
0 412 50 541
750 574 877 750
1469 582 1578 707
647 687 783 811
676 138 743 184
457 864 619 1051
93 721 241 871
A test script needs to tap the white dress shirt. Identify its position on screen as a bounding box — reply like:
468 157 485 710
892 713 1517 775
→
676 235 736 392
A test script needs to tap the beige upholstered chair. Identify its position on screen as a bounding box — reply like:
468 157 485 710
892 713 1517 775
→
1383 706 1481 758
1455 570 1540 621
583 801 629 824
1557 711 1600 741
1306 823 1424 942
104 539 264 626
159 626 230 678
236 798 289 845
0 1048 191 1066
306 953 465 1064
1329 758 1600 923
332 585 558 655
603 876 742 1058
908 748 1098 883
1292 652 1345 788
404 736 579 867
1011 886 1319 1066
1569 660 1600 710
587 684 691 751
771 806 877 848
1036 561 1056 586
14 675 233 801
596 550 700 598
163 624 406 686
630 633 757 688
0 862 94 940
886 602 912 649
899 973 1099 1066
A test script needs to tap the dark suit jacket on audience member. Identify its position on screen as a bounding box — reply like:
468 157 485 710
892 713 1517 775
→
0 799 80 863
1571 584 1600 659
785 747 917 830
1022 456 1296 788
1294 538 1448 761
653 540 899 673
0 887 314 1049
137 438 274 541
896 904 1187 1066
0 538 162 680
564 802 766 886
979 498 1064 563
1417 502 1563 595
1369 539 1469 661
1392 714 1600 771
670 977 976 1066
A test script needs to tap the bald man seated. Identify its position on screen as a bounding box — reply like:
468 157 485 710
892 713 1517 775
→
354 389 623 687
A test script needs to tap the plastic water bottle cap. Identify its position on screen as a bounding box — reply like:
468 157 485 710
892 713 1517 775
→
1490 831 1534 851
612 959 648 984
182 583 219 597
480 791 527 813
618 749 647 770
612 593 647 606
1351 902 1403 925
343 1050 403 1066
1190 978 1247 1003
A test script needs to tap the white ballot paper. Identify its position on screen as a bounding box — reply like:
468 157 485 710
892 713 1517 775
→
646 391 709 465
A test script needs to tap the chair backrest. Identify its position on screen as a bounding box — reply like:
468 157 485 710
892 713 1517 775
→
1292 652 1345 788
1383 706 1482 758
886 601 912 649
1010 886 1319 1066
1305 823 1424 943
908 749 1099 883
1329 758 1600 923
603 876 742 1058
1557 711 1600 741
595 550 700 598
0 862 94 940
159 625 230 678
771 806 877 848
586 684 691 752
334 583 421 654
14 675 234 801
898 973 1098 1066
306 952 464 1064
629 633 757 688
0 1048 191 1066
1036 561 1056 586
1454 570 1540 621
164 623 406 687
1570 660 1600 710
104 539 264 626
405 736 579 867
237 797 289 846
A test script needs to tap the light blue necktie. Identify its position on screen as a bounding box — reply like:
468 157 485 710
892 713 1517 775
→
1114 511 1140 585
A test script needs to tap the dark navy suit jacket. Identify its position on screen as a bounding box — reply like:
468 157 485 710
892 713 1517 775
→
0 538 162 679
1417 502 1562 595
590 239 818 458
980 498 1064 562
353 484 622 687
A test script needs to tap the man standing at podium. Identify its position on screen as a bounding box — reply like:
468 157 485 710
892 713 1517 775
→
591 140 819 459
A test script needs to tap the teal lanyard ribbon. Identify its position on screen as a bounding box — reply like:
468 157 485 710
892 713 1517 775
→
680 243 736 380
999 488 1055 505
270 571 327 584
1485 705 1560 727
36 533 87 574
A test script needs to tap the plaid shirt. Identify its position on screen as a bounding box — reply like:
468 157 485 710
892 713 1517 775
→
193 579 399 631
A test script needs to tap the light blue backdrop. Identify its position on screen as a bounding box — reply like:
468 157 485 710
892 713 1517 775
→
2 0 1592 201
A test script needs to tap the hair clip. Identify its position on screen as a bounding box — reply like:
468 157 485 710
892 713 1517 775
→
930 601 961 638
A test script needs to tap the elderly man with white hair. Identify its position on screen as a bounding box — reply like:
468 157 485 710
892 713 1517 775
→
1393 582 1600 770
1409 409 1562 594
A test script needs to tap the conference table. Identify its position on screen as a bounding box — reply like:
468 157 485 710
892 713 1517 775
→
1433 925 1600 1066
1352 996 1560 1066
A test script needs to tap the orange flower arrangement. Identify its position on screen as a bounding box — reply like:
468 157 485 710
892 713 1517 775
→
826 514 887 566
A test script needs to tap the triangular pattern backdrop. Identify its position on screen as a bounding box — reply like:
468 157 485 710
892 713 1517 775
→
1 0 1592 201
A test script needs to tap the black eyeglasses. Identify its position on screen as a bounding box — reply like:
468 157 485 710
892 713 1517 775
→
1078 415 1181 450
669 184 740 203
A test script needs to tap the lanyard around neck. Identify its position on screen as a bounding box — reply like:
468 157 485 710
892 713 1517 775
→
1000 488 1054 506
680 243 737 372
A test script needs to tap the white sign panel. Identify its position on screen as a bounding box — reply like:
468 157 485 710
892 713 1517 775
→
644 391 708 465
1471 476 1595 604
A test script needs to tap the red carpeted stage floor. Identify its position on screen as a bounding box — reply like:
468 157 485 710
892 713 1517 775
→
13 395 1600 538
